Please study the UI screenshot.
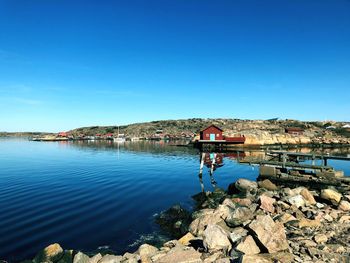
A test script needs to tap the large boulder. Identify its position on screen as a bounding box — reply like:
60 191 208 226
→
339 200 350 211
137 244 159 259
155 205 192 238
33 243 64 263
248 215 289 253
229 227 248 243
320 189 342 205
234 179 258 194
189 209 222 236
225 207 254 227
203 224 232 253
258 179 278 191
286 194 306 208
235 235 260 255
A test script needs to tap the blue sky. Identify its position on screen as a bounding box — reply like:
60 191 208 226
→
0 0 349 132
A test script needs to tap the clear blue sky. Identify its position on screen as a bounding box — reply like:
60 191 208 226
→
0 0 349 132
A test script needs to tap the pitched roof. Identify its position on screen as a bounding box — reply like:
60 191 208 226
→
201 124 223 132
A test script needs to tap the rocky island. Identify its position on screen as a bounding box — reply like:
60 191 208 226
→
23 176 350 263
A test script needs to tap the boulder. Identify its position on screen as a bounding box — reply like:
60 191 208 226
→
286 195 306 208
153 246 202 263
203 224 232 253
229 227 248 243
178 232 196 246
258 179 278 191
314 234 328 244
189 209 222 236
155 205 192 238
320 189 342 205
137 244 159 259
300 188 316 205
33 243 64 263
225 207 254 227
98 255 123 263
297 218 321 228
73 252 89 263
240 252 293 263
234 179 258 193
339 200 350 211
259 195 276 213
248 215 289 253
235 235 260 255
89 254 102 263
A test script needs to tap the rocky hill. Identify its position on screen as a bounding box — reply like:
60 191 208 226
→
70 119 350 146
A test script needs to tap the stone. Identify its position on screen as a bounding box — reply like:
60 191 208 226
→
320 189 342 205
339 200 350 211
122 253 140 263
259 195 276 213
258 179 278 191
287 195 306 208
314 234 328 244
339 215 350 223
153 246 202 263
57 250 74 263
300 188 316 205
229 227 248 243
235 235 260 255
137 244 159 259
240 252 294 263
277 213 297 224
189 209 222 236
98 255 123 263
231 198 252 207
234 178 258 193
202 224 232 253
316 202 325 209
248 215 289 253
73 252 89 263
33 243 64 263
298 218 321 228
224 206 254 227
89 253 102 263
178 232 196 246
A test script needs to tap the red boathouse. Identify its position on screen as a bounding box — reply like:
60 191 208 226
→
200 125 224 141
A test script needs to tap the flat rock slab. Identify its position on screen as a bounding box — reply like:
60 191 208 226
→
240 252 294 263
154 246 202 263
248 215 289 253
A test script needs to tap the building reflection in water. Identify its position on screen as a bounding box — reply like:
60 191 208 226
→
198 151 246 192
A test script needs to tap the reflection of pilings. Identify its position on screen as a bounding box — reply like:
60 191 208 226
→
210 153 217 188
198 152 205 192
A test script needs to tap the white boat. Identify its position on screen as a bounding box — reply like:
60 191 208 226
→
113 126 125 143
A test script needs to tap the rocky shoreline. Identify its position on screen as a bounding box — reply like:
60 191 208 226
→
17 178 350 263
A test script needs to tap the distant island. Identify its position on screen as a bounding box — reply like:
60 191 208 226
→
2 118 350 147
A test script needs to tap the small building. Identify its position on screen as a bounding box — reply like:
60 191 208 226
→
200 125 224 141
58 131 68 137
285 127 304 135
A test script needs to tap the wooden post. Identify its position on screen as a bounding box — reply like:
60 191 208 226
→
198 152 205 192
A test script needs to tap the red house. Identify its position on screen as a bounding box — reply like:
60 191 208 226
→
200 125 224 141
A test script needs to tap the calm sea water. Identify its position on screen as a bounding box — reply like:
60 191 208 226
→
0 138 261 262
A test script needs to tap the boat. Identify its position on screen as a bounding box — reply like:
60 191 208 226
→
113 126 125 143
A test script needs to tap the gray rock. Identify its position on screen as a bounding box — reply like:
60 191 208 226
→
225 207 254 227
287 195 306 208
203 224 232 253
229 227 248 243
235 179 258 193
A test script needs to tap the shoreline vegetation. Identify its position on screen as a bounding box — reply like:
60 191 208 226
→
17 177 350 263
2 118 350 147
